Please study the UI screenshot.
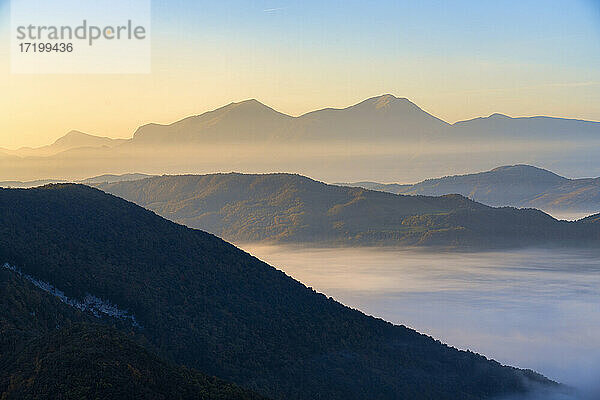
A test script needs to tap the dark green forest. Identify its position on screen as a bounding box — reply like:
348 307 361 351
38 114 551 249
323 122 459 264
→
95 173 600 248
0 269 266 400
0 184 557 399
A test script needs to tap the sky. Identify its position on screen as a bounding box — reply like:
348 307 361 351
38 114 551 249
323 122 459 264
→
0 0 599 149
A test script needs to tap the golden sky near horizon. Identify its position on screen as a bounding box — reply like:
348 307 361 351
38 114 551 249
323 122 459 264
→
1 0 599 149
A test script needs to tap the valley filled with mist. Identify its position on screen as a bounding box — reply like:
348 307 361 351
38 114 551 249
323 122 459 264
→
3 1 599 398
2 103 599 398
244 245 600 399
2 96 600 400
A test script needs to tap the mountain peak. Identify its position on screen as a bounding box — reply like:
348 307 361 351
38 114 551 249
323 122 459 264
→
64 130 89 137
51 130 124 150
372 94 403 109
235 98 262 105
491 164 546 172
344 95 437 118
132 98 292 143
488 113 511 119
361 94 415 110
207 98 290 119
225 98 276 111
484 164 568 184
53 130 93 144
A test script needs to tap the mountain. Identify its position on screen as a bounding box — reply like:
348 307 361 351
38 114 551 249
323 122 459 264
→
49 130 126 150
94 172 600 248
126 95 600 145
581 213 600 224
4 131 127 158
0 173 153 189
0 184 556 399
131 95 448 144
79 173 156 184
452 113 600 141
0 179 67 188
1 265 111 350
0 325 265 400
293 94 448 141
0 269 265 400
3 95 600 182
131 99 294 144
343 165 600 215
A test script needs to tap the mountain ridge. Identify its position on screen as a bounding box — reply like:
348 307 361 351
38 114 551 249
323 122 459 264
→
1 130 126 158
3 94 600 182
27 94 600 147
0 173 155 188
452 113 600 140
94 172 600 248
0 183 557 399
343 164 600 216
131 99 294 144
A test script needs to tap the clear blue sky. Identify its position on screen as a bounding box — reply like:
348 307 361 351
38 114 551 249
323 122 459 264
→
153 0 600 61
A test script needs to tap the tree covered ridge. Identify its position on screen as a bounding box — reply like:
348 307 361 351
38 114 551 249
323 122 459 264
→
95 173 600 248
0 269 267 400
0 184 556 399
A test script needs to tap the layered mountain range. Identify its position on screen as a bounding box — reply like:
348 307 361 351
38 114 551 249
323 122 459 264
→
129 95 450 144
6 164 600 219
94 172 600 248
344 165 600 216
0 173 155 188
2 95 599 181
1 130 125 158
0 184 558 399
8 95 600 149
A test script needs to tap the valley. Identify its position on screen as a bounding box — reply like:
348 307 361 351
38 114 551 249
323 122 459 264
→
0 184 556 400
244 244 600 399
2 2 597 398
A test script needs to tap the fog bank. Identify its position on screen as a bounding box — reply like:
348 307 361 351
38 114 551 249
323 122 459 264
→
242 245 600 397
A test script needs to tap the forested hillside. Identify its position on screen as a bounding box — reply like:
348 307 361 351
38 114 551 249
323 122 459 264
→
96 173 600 248
0 268 265 400
344 165 600 215
0 184 556 399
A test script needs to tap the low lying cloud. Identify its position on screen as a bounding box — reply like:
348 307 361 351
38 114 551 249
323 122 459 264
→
242 245 600 397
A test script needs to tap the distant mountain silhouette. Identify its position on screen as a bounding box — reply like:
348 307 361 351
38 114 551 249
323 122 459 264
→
0 184 556 399
453 113 600 140
95 172 600 248
292 94 449 141
132 99 294 144
130 95 447 144
344 165 600 215
51 130 126 149
2 130 126 158
129 95 600 144
2 94 600 181
0 178 68 188
79 173 156 184
0 172 153 188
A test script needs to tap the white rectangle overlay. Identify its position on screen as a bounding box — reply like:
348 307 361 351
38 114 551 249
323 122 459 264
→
11 0 151 73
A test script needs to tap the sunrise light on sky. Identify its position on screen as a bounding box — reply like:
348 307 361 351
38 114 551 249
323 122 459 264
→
1 0 599 148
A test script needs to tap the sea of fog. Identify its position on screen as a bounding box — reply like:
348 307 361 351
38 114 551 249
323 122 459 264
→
242 245 600 399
